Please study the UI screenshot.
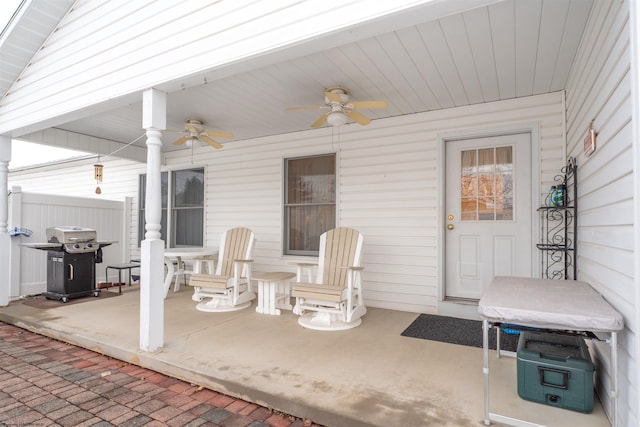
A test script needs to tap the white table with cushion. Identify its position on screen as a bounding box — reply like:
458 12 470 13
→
478 276 624 427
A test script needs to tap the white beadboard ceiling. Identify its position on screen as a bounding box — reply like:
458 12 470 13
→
4 0 594 157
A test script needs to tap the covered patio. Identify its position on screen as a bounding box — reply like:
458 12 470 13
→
0 286 611 427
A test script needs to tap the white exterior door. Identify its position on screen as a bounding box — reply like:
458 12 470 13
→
445 133 532 300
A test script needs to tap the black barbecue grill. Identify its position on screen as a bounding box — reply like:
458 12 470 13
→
23 226 115 302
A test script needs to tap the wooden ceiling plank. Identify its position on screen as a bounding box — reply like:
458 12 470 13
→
463 6 500 103
339 41 409 116
514 0 542 97
396 26 454 110
416 20 469 107
488 1 516 99
375 31 437 112
549 0 594 92
439 12 484 105
532 0 571 95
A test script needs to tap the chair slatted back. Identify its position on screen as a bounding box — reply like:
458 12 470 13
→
217 227 253 277
321 227 361 287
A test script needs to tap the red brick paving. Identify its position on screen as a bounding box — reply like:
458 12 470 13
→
0 322 326 427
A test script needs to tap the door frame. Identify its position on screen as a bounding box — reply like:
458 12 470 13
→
436 123 541 317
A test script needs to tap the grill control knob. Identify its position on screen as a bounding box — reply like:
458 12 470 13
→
86 243 93 248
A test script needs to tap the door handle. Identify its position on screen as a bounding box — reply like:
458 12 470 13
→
447 224 454 230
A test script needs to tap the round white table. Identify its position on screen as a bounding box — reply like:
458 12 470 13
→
164 248 218 297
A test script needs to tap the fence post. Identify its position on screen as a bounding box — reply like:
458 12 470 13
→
8 186 23 299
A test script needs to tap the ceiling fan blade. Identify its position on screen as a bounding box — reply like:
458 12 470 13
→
185 123 199 133
350 100 388 109
202 131 233 139
311 111 329 128
345 110 371 126
201 135 223 149
173 135 190 145
325 91 342 103
287 105 327 111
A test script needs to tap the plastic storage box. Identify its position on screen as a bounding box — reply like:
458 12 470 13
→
517 331 594 413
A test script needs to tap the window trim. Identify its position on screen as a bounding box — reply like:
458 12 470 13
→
138 166 206 248
282 152 337 257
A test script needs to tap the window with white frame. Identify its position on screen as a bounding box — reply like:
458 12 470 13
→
284 154 336 256
138 168 204 247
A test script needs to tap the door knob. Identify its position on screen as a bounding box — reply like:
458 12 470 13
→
447 224 454 230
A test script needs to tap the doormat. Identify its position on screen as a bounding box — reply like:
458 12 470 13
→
21 291 119 309
401 314 519 352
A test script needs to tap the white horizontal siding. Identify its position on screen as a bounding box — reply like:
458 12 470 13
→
9 92 564 312
565 0 636 425
155 92 564 315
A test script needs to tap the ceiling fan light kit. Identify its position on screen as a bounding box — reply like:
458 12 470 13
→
327 111 348 126
288 86 388 128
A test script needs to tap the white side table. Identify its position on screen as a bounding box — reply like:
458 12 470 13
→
254 272 296 315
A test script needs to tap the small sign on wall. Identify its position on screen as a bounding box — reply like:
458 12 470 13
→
584 122 596 156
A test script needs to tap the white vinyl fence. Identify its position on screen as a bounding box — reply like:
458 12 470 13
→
8 186 130 298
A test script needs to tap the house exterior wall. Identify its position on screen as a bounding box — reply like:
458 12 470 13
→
10 92 564 313
564 0 637 425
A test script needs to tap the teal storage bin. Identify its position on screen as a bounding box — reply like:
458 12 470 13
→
517 331 594 413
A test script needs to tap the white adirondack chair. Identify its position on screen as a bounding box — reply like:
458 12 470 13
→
292 227 366 330
188 227 255 312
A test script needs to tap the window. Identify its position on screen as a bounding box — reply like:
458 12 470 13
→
284 154 336 256
138 168 204 247
460 146 513 221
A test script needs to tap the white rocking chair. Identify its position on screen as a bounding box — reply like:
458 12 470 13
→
292 227 366 331
188 227 255 312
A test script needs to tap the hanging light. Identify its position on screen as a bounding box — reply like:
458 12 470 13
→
94 163 103 194
327 111 348 126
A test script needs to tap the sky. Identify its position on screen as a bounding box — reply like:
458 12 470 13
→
2 0 90 169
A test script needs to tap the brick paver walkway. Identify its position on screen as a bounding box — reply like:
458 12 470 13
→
0 322 325 427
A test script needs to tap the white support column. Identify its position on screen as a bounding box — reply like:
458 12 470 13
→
0 135 11 307
140 89 167 352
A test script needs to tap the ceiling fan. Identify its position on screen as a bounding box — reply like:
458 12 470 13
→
287 86 388 128
167 118 233 149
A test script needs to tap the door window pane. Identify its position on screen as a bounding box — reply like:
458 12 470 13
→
284 154 336 256
460 146 513 221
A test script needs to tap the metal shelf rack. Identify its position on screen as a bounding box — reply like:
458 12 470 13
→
537 157 577 280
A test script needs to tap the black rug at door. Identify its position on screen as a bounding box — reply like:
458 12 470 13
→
401 313 519 352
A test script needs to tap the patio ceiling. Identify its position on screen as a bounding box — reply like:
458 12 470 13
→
6 0 593 157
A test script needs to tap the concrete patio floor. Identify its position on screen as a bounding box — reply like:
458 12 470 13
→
0 286 612 427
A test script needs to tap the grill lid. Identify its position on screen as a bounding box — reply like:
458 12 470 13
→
47 226 97 244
